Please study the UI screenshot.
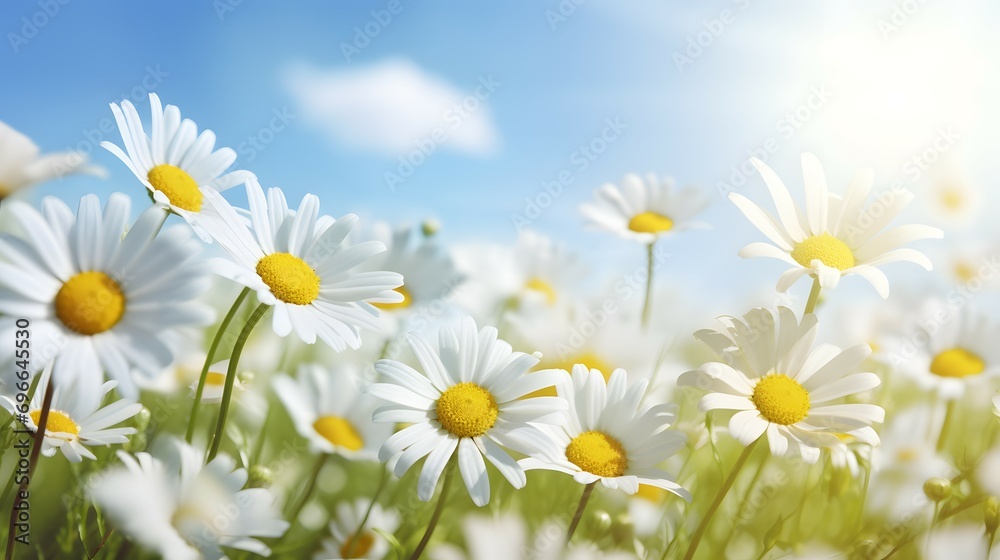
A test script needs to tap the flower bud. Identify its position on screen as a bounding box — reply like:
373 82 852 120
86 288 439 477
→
985 497 1000 536
923 477 952 502
248 465 275 488
134 407 152 432
422 219 441 237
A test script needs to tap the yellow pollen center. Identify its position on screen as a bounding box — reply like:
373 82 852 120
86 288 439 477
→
312 416 364 451
940 188 964 210
147 164 202 212
55 271 126 335
525 352 613 399
565 431 628 478
930 348 985 378
256 253 320 305
30 409 80 436
636 484 667 503
435 383 499 438
340 532 375 558
628 211 674 234
954 261 977 283
373 285 412 311
791 234 855 270
897 448 919 462
524 277 557 305
205 372 227 385
751 374 810 426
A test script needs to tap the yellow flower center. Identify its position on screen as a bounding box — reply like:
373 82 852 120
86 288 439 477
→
55 271 126 335
896 448 919 462
565 430 628 478
954 261 978 283
373 285 412 311
751 374 810 426
791 234 856 270
205 372 227 385
525 352 613 399
147 164 202 212
628 211 674 234
256 252 321 305
930 348 985 378
635 484 667 503
312 416 364 451
30 409 80 436
940 187 964 210
0 183 9 199
340 532 375 558
524 277 557 305
435 383 499 438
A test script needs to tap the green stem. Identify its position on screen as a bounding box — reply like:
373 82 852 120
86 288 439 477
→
345 467 391 557
734 453 769 526
936 400 956 452
566 482 597 544
409 460 456 560
5 378 54 560
285 453 329 526
682 439 760 560
206 302 268 462
185 287 250 444
804 277 822 315
641 242 655 328
250 402 274 466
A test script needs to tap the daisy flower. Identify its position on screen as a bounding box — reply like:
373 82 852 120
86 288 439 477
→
272 363 392 459
0 364 142 462
731 153 942 297
315 499 399 560
679 307 885 463
580 173 708 244
90 440 289 560
0 120 104 200
360 221 464 313
199 177 403 351
190 359 247 403
367 317 567 507
100 93 250 238
520 365 690 499
0 193 214 399
886 299 1000 400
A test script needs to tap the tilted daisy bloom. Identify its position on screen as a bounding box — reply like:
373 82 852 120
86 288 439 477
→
0 193 214 399
885 299 1000 400
90 440 289 560
520 365 690 499
367 317 568 507
0 120 104 201
100 93 250 238
200 177 404 351
272 363 392 459
190 359 247 403
0 364 142 462
359 221 464 314
580 173 708 244
679 307 885 463
731 153 943 297
315 499 399 560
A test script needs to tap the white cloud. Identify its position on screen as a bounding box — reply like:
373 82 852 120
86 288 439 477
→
285 59 500 156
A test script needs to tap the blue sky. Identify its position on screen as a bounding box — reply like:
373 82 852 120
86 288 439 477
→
3 0 998 314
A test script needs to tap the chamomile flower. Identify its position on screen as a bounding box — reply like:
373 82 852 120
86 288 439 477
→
0 364 142 462
520 365 690 499
190 359 247 403
0 194 213 399
100 93 250 239
732 153 942 297
580 173 708 244
367 317 568 507
0 120 104 200
199 177 403 351
679 307 885 463
315 499 399 560
886 299 1000 400
272 363 392 459
90 440 289 560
